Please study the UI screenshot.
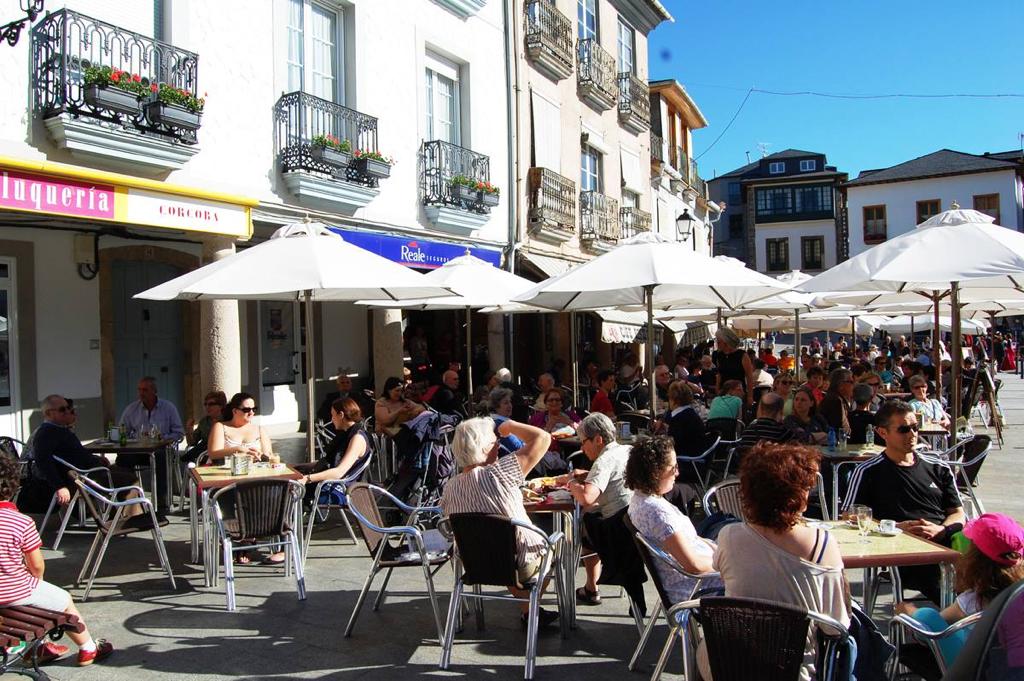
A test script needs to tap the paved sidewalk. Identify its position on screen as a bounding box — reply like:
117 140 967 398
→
6 373 1020 679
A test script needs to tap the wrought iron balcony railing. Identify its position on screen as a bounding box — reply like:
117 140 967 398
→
420 140 493 212
528 167 576 235
670 145 686 173
650 132 664 163
524 1 573 78
690 158 707 198
620 206 652 240
617 72 650 132
580 190 619 242
31 8 200 143
576 39 618 110
273 91 380 186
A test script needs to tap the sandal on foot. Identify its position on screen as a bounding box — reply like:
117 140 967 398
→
575 586 601 605
262 552 287 565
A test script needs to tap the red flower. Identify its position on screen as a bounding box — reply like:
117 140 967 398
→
110 72 120 83
150 83 158 93
132 73 141 82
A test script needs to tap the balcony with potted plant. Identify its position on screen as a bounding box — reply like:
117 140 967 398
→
420 140 495 233
274 91 384 214
579 190 620 252
31 8 203 173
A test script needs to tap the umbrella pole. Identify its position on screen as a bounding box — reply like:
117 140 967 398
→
851 316 856 354
304 290 316 462
646 285 656 415
932 292 942 393
950 283 962 438
465 307 473 396
757 320 763 352
570 312 579 411
794 309 801 382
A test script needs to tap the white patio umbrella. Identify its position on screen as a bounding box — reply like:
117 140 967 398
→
513 232 790 412
801 206 1024 434
730 312 883 335
136 219 453 457
876 314 988 335
358 253 534 391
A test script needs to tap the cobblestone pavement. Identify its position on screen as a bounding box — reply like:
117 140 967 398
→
6 372 1020 679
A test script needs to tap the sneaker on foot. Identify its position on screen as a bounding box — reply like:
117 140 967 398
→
27 641 69 665
77 639 113 666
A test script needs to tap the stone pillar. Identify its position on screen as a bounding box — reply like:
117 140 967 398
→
200 237 241 395
488 314 506 370
372 309 404 394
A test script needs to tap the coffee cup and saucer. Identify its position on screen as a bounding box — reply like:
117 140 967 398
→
875 519 901 537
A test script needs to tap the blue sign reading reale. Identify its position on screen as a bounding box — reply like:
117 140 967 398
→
330 227 502 270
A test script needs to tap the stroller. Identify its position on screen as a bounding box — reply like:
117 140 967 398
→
382 410 459 525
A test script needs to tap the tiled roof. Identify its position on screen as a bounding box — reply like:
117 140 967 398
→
716 149 825 179
845 149 1020 187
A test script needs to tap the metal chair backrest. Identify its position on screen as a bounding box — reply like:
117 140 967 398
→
942 579 1024 681
68 473 115 531
703 479 744 519
346 482 389 556
706 418 739 441
623 513 683 611
619 411 652 433
0 437 24 459
955 434 991 486
216 479 298 540
448 513 519 587
699 596 814 681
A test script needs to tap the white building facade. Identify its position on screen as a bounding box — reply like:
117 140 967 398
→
0 0 511 437
845 149 1024 257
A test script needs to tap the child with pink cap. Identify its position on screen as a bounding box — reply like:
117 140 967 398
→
897 513 1024 667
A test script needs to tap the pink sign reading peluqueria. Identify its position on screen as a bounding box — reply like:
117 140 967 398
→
0 168 116 219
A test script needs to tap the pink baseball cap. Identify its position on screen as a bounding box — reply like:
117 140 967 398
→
963 513 1024 566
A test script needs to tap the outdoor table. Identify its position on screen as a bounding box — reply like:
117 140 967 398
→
524 496 580 629
189 463 302 587
918 424 949 451
86 437 176 510
821 520 959 608
880 392 911 400
817 444 882 520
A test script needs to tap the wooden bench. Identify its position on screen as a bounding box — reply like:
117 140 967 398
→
0 605 84 680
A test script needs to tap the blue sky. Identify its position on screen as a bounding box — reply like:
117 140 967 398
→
648 0 1024 180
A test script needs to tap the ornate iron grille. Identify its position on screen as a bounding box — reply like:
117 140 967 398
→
650 132 664 163
31 8 200 143
524 1 573 72
576 38 617 102
528 167 576 234
273 91 380 187
620 206 651 239
617 72 650 125
580 190 619 242
690 159 707 198
419 140 492 212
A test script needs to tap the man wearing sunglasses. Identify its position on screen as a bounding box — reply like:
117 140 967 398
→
27 395 130 508
843 400 965 604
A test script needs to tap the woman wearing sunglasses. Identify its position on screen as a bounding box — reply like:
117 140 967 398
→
207 392 274 462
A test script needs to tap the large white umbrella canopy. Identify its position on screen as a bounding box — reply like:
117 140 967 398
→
135 219 453 457
800 206 1024 435
514 232 790 410
730 312 883 335
876 314 988 335
357 253 535 389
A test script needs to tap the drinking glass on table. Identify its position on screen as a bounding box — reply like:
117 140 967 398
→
852 504 873 544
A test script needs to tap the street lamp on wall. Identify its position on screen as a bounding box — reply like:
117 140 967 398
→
1 0 44 47
676 209 696 252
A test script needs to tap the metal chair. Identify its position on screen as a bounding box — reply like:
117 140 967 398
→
173 447 207 512
941 435 991 519
619 411 653 435
941 579 1024 681
70 472 176 601
343 482 450 642
676 434 721 496
301 449 375 569
706 418 743 442
440 512 566 680
623 514 720 680
39 456 113 550
702 478 744 519
670 596 851 681
210 478 306 611
889 610 983 679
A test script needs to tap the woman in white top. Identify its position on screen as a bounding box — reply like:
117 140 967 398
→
625 435 716 604
207 392 273 461
710 441 850 681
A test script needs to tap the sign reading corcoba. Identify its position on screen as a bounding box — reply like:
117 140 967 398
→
125 188 247 234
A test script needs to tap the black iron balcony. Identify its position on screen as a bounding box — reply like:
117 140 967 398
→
528 167 576 241
690 159 707 199
650 132 664 164
576 39 618 111
580 190 620 245
670 145 685 173
620 206 652 240
31 8 200 143
617 72 650 134
420 140 494 213
273 91 381 187
524 1 573 80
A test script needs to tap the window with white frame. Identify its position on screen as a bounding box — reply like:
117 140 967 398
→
577 0 597 41
621 189 638 208
768 161 785 174
581 145 601 193
286 0 343 103
799 159 816 172
425 52 461 145
617 19 635 73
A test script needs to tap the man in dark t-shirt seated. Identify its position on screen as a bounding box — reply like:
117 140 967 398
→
843 399 965 604
734 393 796 471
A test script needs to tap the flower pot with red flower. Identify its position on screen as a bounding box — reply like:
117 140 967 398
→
309 134 352 168
145 84 205 131
351 149 393 179
450 175 481 204
477 180 500 207
82 65 148 116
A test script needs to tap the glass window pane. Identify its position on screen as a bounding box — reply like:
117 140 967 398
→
617 21 634 73
577 0 596 40
287 0 304 92
310 4 337 101
260 302 297 386
425 70 434 140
